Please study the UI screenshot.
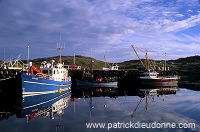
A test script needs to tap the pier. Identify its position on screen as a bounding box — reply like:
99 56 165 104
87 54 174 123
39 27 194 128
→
0 68 23 81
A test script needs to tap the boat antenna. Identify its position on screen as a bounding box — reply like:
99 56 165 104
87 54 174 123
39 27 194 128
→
27 45 30 67
3 48 5 62
57 37 65 64
56 114 64 132
104 51 107 67
144 50 150 70
164 52 166 71
90 49 94 72
73 50 76 65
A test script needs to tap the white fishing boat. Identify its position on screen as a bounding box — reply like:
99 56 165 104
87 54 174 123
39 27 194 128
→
140 69 179 86
131 45 179 87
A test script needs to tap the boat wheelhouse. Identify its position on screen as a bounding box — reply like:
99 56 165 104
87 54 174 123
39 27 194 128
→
38 60 71 82
140 69 159 79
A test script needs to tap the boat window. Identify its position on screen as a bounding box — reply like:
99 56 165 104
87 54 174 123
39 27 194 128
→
54 70 56 74
42 70 48 74
49 70 52 74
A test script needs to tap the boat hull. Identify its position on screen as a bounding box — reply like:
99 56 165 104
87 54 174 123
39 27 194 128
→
140 78 178 87
19 72 71 96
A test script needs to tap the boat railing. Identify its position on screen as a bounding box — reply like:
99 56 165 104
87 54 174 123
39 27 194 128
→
65 76 71 82
35 73 53 80
64 65 81 70
1 55 27 70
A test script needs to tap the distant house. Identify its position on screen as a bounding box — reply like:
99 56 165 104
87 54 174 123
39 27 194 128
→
167 62 174 64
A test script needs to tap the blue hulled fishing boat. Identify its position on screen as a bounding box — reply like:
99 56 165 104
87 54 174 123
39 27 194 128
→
18 60 71 97
76 56 118 87
18 42 72 97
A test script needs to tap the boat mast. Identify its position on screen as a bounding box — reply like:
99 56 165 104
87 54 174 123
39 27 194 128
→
164 52 166 71
104 52 107 67
144 50 150 70
27 45 29 64
90 49 94 72
26 45 30 74
3 48 5 62
73 50 76 65
56 114 64 132
57 37 65 64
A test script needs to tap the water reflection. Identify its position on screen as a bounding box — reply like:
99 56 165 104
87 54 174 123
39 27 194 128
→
131 88 178 118
1 84 200 132
0 86 71 121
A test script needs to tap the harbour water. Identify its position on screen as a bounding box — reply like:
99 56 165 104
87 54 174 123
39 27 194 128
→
0 84 200 132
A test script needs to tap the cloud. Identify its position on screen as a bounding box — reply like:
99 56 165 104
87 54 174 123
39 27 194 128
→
0 0 200 62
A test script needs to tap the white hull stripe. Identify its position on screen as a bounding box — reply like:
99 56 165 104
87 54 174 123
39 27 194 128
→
23 91 71 109
22 87 71 97
23 80 71 86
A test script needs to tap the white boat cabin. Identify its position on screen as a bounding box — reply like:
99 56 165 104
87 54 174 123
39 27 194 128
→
39 60 71 82
102 63 119 71
140 69 159 79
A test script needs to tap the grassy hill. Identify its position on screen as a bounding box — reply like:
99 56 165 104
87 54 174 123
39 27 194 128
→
175 55 200 63
29 55 106 70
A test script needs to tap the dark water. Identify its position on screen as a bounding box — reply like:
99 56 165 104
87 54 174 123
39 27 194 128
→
0 84 200 132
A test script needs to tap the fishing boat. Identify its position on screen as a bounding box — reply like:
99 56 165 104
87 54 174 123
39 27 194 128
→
18 44 71 97
131 45 179 87
102 54 119 71
76 55 118 87
0 55 26 82
76 71 118 86
140 69 179 86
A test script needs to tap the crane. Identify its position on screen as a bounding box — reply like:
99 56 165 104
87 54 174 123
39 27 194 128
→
131 45 154 70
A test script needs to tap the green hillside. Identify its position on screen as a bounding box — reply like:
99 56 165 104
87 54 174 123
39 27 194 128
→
29 55 106 70
175 55 200 63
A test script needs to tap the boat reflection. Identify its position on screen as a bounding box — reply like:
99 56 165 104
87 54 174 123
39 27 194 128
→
131 87 179 118
17 92 71 120
0 85 71 121
140 80 178 89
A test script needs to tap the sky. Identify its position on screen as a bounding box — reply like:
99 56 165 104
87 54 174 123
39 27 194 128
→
0 0 200 63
